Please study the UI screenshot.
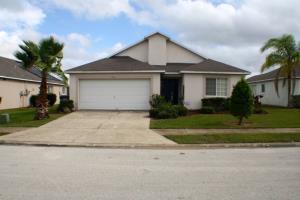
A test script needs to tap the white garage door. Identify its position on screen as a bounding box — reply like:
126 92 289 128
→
79 79 150 110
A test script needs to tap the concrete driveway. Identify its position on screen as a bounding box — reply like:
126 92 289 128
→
0 111 175 146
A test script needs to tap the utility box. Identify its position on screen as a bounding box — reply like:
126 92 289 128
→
0 113 10 124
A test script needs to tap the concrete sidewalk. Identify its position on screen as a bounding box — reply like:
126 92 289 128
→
0 111 175 146
155 128 300 135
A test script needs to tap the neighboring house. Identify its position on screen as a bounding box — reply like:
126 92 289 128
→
67 32 249 110
247 68 300 107
0 56 67 110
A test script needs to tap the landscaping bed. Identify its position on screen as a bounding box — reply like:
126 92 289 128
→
165 133 300 144
0 105 65 127
151 107 300 129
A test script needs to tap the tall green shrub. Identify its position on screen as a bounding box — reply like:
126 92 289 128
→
230 79 253 125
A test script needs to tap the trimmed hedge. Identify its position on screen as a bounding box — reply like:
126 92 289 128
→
29 93 57 107
200 106 215 114
293 95 300 108
149 95 188 119
57 99 74 113
202 97 230 112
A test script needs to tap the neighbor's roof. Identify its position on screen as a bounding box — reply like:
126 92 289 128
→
0 56 64 85
67 56 249 74
247 68 300 83
66 56 165 73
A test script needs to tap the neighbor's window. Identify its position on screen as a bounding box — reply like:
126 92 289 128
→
261 84 265 93
62 87 66 94
48 86 53 93
206 78 228 96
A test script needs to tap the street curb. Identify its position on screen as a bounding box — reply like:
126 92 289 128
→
0 140 300 149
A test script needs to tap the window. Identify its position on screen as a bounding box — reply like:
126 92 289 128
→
48 86 53 93
206 78 228 96
261 84 265 93
62 87 67 94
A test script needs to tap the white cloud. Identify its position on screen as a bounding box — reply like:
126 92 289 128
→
0 0 45 29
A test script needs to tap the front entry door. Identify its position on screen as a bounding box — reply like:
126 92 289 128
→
161 79 179 104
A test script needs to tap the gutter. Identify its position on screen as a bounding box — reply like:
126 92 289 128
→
0 75 65 86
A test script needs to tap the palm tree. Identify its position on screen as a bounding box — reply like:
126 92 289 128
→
260 34 300 107
15 36 67 119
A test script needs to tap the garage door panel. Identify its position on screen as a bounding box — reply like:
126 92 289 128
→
79 80 150 110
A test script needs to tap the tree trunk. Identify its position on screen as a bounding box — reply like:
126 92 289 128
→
238 116 243 125
287 74 293 108
35 70 49 120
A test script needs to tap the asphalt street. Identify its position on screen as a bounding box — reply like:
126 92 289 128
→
0 145 299 200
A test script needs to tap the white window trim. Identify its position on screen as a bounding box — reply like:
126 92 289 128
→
204 77 228 98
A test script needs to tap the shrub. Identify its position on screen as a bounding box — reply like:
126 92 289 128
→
200 106 215 114
173 104 188 116
29 93 57 107
293 95 300 108
149 108 160 118
202 97 230 112
57 99 74 113
230 79 253 125
29 95 38 107
47 93 57 106
149 94 166 108
156 103 178 119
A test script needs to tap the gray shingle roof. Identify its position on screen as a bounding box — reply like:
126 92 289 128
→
66 56 165 72
182 59 249 73
0 56 64 85
247 68 300 83
67 56 248 74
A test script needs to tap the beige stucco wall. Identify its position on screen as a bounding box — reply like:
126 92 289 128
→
183 74 243 110
116 34 203 65
0 79 64 110
249 79 300 107
118 41 148 62
148 34 167 65
69 73 161 110
166 41 203 63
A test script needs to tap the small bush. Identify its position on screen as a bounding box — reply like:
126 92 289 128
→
57 99 74 113
200 106 215 114
29 93 57 107
293 95 300 108
202 97 230 112
29 95 38 107
173 105 188 116
156 103 178 119
47 93 57 106
149 94 166 108
230 79 253 125
149 108 160 118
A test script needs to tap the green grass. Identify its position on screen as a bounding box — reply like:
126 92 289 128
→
0 105 65 127
151 107 300 129
166 133 300 144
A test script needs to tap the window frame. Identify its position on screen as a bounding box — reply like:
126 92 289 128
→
261 84 265 93
205 77 228 97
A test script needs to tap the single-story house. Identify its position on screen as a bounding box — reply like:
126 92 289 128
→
66 32 249 110
247 68 300 107
0 56 67 110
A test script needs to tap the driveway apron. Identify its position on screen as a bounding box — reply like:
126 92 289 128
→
0 111 175 145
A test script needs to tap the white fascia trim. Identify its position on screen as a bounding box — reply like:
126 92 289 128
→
164 72 180 75
248 77 300 84
67 70 165 74
0 75 64 86
180 71 250 75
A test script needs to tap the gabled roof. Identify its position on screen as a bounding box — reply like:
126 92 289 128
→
110 31 207 59
66 56 165 73
67 56 249 75
247 68 300 83
0 56 64 85
181 59 250 74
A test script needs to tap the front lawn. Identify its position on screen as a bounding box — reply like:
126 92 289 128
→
0 105 65 127
151 107 300 129
166 133 300 144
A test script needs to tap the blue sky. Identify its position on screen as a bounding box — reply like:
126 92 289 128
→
0 0 299 73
